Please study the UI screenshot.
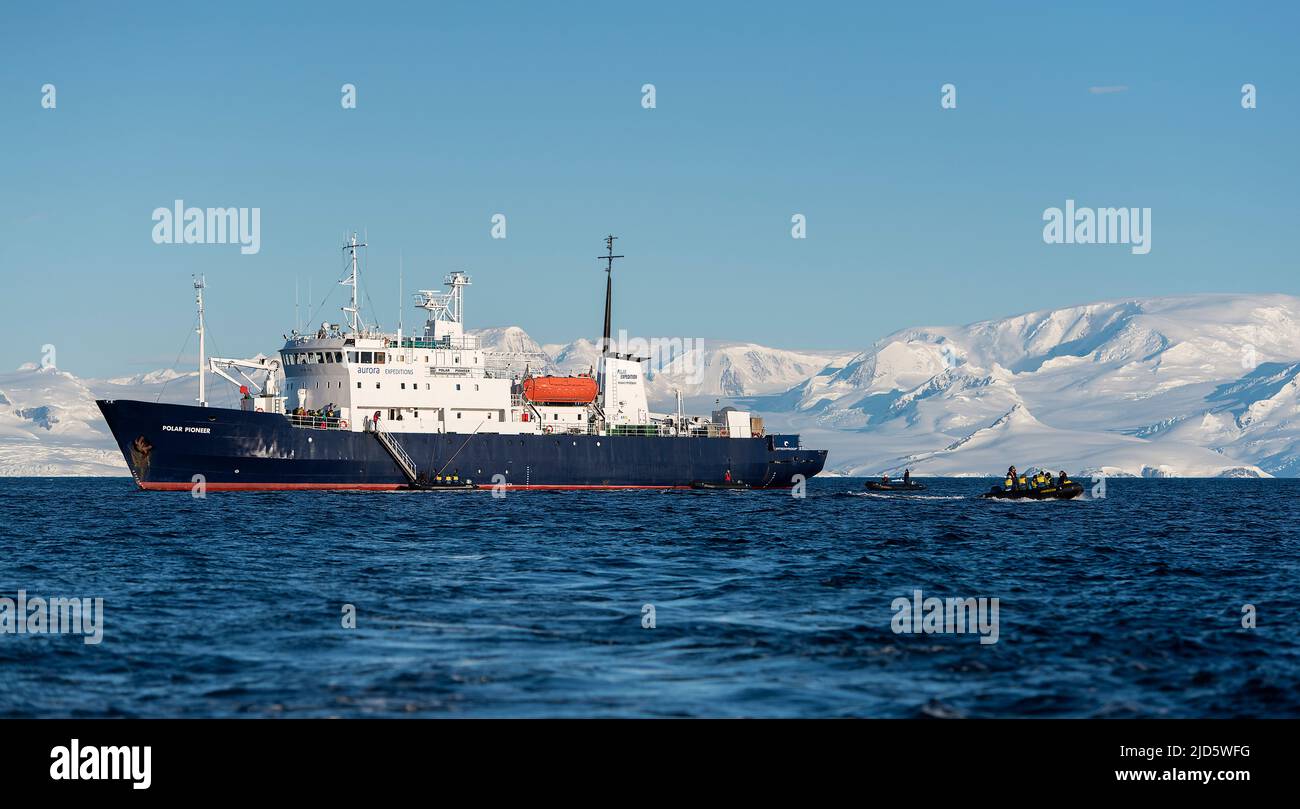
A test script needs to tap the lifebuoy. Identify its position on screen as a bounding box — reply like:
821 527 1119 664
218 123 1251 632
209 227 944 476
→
255 407 264 412
543 425 554 434
340 420 348 429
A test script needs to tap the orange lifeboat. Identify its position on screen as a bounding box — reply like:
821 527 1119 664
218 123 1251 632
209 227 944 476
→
523 376 598 404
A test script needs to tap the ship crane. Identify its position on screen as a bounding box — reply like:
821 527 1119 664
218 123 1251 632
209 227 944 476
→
208 356 283 398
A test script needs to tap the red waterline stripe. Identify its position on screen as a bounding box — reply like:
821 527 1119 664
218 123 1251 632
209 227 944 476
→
138 481 790 492
139 482 404 491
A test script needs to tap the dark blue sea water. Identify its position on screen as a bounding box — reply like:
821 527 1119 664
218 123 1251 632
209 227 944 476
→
1 477 1297 718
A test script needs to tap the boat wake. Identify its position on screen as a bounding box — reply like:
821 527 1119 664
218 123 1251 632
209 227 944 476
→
838 491 968 501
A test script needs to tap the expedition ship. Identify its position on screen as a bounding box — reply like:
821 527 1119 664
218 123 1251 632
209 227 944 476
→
97 236 828 490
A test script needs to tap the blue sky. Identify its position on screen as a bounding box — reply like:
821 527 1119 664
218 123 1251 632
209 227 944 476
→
2 1 1297 377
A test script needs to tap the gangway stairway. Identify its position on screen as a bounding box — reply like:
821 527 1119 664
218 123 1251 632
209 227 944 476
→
369 423 418 484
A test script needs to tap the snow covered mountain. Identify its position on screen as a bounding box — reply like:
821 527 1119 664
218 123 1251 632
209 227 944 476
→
0 365 127 476
5 293 1300 478
771 294 1300 477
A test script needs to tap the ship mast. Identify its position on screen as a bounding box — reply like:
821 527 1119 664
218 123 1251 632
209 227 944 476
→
340 232 366 333
194 275 207 407
597 234 623 355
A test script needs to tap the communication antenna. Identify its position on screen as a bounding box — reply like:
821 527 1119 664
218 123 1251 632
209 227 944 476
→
194 275 207 407
340 232 367 333
597 234 623 355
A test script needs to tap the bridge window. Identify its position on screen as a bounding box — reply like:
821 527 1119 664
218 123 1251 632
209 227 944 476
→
375 353 386 364
347 351 358 363
325 353 333 363
360 351 372 363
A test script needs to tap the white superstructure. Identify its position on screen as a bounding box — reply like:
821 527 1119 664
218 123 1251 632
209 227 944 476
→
207 235 761 441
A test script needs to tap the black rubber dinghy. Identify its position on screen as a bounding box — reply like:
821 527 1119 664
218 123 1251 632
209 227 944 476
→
864 481 927 492
981 481 1084 500
405 477 478 491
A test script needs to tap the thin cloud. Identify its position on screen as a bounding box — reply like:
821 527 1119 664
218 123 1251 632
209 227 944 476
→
1089 85 1129 94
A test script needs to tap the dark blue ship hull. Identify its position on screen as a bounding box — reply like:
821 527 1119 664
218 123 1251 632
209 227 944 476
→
97 400 828 490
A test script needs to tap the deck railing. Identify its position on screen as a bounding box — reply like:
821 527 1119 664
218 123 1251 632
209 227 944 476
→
389 335 480 350
286 414 348 430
